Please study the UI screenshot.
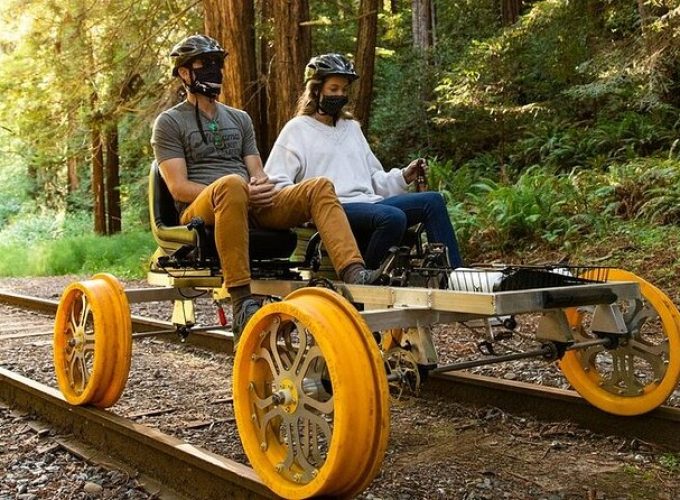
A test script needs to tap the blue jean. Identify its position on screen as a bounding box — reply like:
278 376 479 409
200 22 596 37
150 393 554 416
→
342 192 463 269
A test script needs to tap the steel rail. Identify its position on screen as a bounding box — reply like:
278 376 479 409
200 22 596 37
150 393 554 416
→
0 367 275 499
0 291 236 352
426 371 680 450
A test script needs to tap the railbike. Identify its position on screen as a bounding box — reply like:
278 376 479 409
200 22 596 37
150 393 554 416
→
51 164 680 499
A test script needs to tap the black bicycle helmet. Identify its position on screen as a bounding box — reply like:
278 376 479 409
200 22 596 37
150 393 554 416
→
170 35 226 76
304 54 358 83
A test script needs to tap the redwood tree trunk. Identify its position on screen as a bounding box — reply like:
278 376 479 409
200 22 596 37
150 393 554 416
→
259 0 275 158
105 124 121 234
91 113 106 235
501 0 522 26
67 155 78 194
412 0 432 51
354 0 379 132
270 0 311 139
203 1 261 143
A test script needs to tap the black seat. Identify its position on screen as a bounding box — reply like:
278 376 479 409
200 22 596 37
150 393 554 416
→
148 162 297 267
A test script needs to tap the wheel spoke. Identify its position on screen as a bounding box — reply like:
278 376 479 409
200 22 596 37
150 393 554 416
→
300 392 334 414
609 351 644 393
257 347 283 379
254 393 274 410
629 338 667 359
269 317 288 374
78 353 90 384
78 295 91 328
297 407 332 444
297 345 324 381
625 300 652 331
289 417 317 475
69 350 80 378
578 344 604 370
256 405 285 446
288 321 308 375
70 303 79 331
628 340 668 380
281 420 296 470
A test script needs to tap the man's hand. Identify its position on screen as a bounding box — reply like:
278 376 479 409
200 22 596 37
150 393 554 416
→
248 176 276 208
402 158 427 184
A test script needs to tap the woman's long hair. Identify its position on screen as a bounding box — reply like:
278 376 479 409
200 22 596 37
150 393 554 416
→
294 78 355 120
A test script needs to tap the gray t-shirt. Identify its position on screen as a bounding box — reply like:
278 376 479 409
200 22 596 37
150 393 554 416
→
151 101 259 186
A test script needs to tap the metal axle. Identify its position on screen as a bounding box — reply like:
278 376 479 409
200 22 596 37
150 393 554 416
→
432 337 612 374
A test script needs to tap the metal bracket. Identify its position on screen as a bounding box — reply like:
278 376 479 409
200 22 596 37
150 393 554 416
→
172 299 196 327
536 309 573 342
400 323 438 366
591 303 628 335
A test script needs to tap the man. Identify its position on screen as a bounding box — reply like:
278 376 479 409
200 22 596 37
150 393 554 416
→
151 35 380 350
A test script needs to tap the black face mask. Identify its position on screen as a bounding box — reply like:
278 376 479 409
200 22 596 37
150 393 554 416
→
318 94 348 117
187 64 223 98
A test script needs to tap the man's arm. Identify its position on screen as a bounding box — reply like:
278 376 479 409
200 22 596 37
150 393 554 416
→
158 157 206 204
244 154 275 208
244 154 266 180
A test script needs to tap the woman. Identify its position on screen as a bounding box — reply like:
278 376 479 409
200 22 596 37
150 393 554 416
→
265 53 463 269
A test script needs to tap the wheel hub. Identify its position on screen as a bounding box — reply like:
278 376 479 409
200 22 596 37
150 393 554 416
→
272 378 298 413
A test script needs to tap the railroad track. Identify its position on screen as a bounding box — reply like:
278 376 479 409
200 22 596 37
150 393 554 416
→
2 289 680 498
0 290 275 499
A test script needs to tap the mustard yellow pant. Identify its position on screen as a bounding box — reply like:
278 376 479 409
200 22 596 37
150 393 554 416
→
180 175 364 287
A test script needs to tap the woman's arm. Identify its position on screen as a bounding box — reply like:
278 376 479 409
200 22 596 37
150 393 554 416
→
264 127 305 189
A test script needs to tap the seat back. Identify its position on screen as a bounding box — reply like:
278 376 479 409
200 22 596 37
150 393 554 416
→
150 160 180 227
148 161 198 253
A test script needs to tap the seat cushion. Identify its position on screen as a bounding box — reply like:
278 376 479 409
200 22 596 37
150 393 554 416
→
249 228 297 260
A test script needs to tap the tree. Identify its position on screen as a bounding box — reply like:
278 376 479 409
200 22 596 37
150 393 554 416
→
501 0 523 26
353 0 379 131
105 124 121 234
270 0 311 144
204 0 309 157
412 0 433 52
203 0 263 144
91 108 106 235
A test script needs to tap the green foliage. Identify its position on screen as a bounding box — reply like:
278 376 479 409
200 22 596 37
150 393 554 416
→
464 166 593 253
0 230 155 278
424 0 680 172
369 50 436 166
591 157 680 224
659 453 680 472
430 154 680 261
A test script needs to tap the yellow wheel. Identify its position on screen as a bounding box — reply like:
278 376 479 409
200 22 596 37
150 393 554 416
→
560 269 680 415
383 347 421 400
53 275 132 408
233 287 390 499
91 273 132 407
381 328 403 351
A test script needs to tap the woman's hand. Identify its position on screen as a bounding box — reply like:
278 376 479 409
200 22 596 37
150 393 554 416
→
402 158 427 184
248 176 276 208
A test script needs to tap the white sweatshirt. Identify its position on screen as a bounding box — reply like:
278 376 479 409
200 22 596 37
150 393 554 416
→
264 116 409 203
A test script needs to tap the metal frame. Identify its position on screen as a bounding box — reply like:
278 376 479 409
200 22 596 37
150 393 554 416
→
140 272 640 329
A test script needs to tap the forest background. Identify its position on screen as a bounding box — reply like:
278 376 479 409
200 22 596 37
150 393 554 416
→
0 0 678 282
